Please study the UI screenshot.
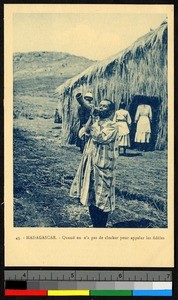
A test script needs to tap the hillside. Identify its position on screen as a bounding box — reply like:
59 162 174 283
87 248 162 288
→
13 51 95 98
56 20 168 150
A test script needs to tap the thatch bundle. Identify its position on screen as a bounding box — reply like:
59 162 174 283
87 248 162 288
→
56 20 168 150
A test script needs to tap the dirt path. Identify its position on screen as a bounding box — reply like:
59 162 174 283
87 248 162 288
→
14 117 167 228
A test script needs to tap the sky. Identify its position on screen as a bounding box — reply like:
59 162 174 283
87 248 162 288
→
13 13 167 60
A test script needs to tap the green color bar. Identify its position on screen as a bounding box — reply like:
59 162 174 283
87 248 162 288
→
90 290 132 296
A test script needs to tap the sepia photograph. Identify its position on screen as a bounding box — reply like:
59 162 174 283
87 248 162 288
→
4 4 174 267
13 11 168 228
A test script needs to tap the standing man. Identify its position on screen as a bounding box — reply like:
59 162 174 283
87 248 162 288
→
54 108 62 123
76 92 94 152
70 99 119 228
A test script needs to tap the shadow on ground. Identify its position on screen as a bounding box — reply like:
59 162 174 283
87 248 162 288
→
120 152 143 157
113 218 154 228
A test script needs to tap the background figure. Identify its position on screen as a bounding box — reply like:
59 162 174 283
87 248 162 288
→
113 102 131 155
54 108 62 123
70 99 118 228
134 100 152 151
76 92 94 152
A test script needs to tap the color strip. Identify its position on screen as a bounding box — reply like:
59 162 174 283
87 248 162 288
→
133 290 172 296
76 282 96 290
152 282 172 290
115 282 135 290
95 282 115 290
48 290 90 296
5 281 27 290
5 290 47 296
90 290 132 296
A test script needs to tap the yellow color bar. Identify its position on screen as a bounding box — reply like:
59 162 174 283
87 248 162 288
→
48 290 90 296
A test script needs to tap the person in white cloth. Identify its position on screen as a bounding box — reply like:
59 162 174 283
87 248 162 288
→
70 99 119 228
134 99 152 151
113 102 131 155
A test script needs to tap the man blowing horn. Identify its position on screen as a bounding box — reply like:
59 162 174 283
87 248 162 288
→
70 97 119 228
76 92 95 152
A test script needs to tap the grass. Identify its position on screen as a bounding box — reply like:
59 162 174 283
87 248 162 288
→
14 77 67 98
14 117 167 228
14 94 59 120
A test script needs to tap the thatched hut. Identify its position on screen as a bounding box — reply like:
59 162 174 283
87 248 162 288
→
56 20 167 150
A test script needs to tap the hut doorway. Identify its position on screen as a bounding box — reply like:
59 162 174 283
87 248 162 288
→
128 95 161 150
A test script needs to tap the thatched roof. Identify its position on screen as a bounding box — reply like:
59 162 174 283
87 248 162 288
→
56 20 168 149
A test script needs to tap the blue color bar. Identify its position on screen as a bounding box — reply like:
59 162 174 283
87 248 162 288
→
133 290 172 296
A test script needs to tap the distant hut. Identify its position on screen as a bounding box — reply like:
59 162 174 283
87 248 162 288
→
56 20 168 150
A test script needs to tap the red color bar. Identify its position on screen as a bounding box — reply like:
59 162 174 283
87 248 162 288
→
5 290 48 296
